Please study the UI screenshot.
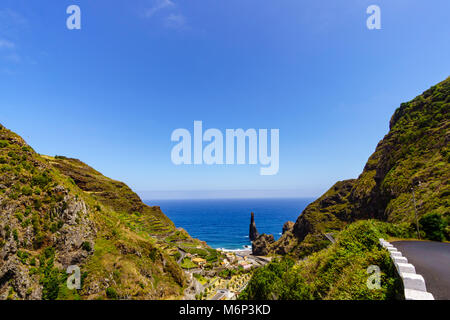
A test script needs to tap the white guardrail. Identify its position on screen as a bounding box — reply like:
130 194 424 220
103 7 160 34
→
379 239 434 300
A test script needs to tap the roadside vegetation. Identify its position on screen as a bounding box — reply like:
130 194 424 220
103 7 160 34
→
240 220 406 300
419 212 448 242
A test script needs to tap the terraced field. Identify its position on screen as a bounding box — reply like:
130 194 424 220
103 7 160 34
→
118 212 173 236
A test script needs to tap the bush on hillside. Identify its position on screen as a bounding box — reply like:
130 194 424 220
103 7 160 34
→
82 241 92 252
21 186 32 196
31 172 52 189
0 140 9 148
419 212 447 241
106 287 118 299
239 258 296 300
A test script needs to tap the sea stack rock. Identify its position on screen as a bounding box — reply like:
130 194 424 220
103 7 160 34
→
249 212 260 241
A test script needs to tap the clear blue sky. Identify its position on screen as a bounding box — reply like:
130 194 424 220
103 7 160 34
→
1 0 449 199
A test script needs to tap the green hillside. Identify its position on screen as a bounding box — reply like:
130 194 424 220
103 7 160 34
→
0 124 214 300
268 77 450 257
241 220 405 300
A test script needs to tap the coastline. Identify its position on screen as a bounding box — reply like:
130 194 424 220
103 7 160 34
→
146 198 311 252
217 248 252 256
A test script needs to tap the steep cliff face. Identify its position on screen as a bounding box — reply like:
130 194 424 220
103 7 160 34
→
0 124 209 300
0 126 96 299
272 77 450 257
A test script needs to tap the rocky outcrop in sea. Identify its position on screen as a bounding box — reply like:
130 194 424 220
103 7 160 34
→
249 212 259 241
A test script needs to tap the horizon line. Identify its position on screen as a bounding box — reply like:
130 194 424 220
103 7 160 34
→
137 189 321 201
142 196 317 201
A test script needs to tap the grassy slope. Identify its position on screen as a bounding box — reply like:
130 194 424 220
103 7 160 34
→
0 124 214 300
241 220 405 300
271 77 450 257
47 156 174 233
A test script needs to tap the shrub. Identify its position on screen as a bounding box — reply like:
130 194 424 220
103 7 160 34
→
336 220 381 252
8 192 18 200
0 164 13 173
17 250 30 264
50 223 59 233
81 241 92 252
34 198 42 210
21 218 31 228
21 186 33 196
24 206 32 217
39 248 61 300
374 221 414 239
44 247 55 259
15 212 24 222
41 269 60 300
0 140 9 148
239 258 295 300
31 172 52 189
106 287 118 299
34 233 45 249
149 248 158 261
419 212 447 241
8 151 19 160
173 251 181 261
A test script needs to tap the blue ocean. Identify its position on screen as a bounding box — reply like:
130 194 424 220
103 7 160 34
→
145 198 313 250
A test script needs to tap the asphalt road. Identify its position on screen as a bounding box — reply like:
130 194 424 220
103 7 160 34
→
392 241 450 300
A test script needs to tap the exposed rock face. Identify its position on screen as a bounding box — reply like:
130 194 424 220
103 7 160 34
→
0 182 96 299
271 77 450 257
252 234 274 256
0 256 41 299
282 221 294 235
0 126 98 299
182 273 204 300
249 212 259 241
